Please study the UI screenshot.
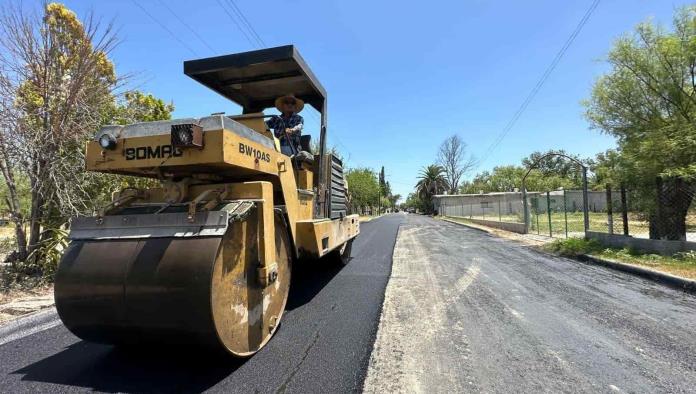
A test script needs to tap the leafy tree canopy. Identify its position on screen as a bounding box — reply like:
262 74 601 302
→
345 167 379 209
584 6 696 183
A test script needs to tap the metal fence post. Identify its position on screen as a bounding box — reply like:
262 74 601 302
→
546 191 552 237
498 200 502 222
606 184 613 234
582 167 590 235
620 185 629 236
563 189 568 238
522 186 529 233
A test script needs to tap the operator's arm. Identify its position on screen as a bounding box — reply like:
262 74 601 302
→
286 115 304 134
265 116 280 130
265 116 284 138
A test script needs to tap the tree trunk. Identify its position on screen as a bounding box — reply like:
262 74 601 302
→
649 177 695 241
28 176 44 256
0 148 28 261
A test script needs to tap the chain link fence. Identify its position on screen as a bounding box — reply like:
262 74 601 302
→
528 190 592 238
435 192 527 225
588 179 696 242
435 176 696 244
437 189 614 239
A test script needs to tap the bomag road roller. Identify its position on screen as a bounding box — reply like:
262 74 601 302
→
54 45 359 357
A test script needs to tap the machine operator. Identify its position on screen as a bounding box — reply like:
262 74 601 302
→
266 94 304 156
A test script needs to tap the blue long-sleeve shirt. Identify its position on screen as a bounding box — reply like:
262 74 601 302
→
265 114 304 140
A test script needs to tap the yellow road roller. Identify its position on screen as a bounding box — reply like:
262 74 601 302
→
54 46 359 357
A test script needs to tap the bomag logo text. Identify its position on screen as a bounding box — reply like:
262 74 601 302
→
239 143 271 163
125 145 183 160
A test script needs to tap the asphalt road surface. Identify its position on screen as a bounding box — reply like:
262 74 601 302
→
364 214 696 393
0 214 404 393
3 213 696 393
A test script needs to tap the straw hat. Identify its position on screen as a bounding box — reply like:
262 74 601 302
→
275 94 304 113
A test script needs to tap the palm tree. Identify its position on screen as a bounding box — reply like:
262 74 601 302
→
415 165 447 213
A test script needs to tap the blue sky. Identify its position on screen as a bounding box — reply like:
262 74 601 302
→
57 0 691 199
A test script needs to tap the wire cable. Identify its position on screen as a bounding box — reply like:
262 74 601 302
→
130 0 198 56
474 0 601 169
215 0 257 48
157 0 217 53
226 0 265 47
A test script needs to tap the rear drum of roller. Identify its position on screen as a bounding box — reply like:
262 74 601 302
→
54 209 292 357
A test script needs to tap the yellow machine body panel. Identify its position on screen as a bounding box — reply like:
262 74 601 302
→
84 117 358 258
296 216 360 259
86 129 278 177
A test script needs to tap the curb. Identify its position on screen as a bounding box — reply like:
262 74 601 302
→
440 217 492 235
0 307 60 346
579 254 696 294
440 217 696 295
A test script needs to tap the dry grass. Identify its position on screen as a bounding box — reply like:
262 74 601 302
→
0 225 14 239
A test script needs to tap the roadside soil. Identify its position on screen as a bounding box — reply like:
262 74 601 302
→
0 286 54 325
440 216 552 247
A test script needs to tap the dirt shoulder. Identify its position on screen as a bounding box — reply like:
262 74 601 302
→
0 286 54 325
439 216 552 247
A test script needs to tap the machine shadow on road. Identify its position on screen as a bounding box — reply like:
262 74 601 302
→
285 257 345 311
12 342 244 392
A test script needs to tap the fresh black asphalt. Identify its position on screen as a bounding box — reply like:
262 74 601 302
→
3 213 696 393
0 214 404 393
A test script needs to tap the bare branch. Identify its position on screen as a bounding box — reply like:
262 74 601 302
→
437 135 476 194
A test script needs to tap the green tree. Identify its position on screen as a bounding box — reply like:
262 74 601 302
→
415 164 447 214
388 193 401 210
0 2 119 262
460 165 577 194
345 167 379 214
584 6 696 239
522 150 586 187
113 91 174 125
403 192 425 212
0 3 174 269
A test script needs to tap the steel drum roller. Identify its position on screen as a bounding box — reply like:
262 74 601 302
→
55 209 292 356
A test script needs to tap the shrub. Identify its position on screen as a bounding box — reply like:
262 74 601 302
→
546 237 603 257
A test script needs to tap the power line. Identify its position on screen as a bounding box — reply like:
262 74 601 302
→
226 0 265 47
474 0 601 169
157 0 217 53
214 1 355 164
130 0 198 56
215 0 257 48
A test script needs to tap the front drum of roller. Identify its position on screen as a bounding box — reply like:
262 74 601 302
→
210 210 292 356
54 209 292 357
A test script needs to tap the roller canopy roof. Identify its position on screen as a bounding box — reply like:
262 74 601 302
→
184 45 326 114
